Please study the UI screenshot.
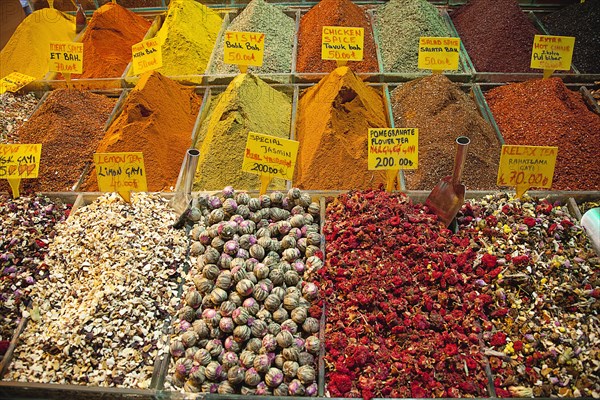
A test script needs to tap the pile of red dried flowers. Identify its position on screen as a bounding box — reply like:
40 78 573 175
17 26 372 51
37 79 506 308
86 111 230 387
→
457 194 599 398
320 190 493 398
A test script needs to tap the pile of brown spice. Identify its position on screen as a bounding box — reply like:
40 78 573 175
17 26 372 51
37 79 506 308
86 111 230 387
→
391 74 500 190
485 78 600 191
294 66 387 190
296 0 379 74
83 71 201 192
0 90 116 193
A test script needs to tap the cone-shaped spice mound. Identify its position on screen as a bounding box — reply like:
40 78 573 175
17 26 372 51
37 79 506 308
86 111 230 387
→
193 74 292 191
294 67 388 190
83 71 201 192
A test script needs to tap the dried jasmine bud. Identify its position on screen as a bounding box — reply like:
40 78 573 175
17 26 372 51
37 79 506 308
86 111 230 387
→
179 306 195 322
244 367 261 386
227 365 245 385
206 339 223 357
224 336 241 353
253 353 271 373
283 361 299 378
276 329 294 348
218 381 236 394
291 307 308 324
246 337 263 353
306 382 318 397
205 361 223 381
240 350 256 368
249 244 265 261
236 279 254 296
250 318 268 338
265 367 284 388
170 340 185 358
264 294 281 312
210 288 228 305
185 290 202 309
219 300 236 317
268 323 281 336
302 282 319 301
281 319 298 334
284 270 300 286
298 352 315 366
274 354 285 369
288 379 305 396
283 294 299 311
305 336 320 355
181 330 198 348
302 317 319 334
189 365 206 385
232 307 250 325
269 268 284 286
274 382 289 396
256 309 272 321
242 297 260 315
192 320 210 338
228 291 243 306
194 277 214 295
175 358 194 380
262 334 277 352
233 325 251 342
272 286 286 300
193 348 211 366
283 346 300 362
222 351 239 370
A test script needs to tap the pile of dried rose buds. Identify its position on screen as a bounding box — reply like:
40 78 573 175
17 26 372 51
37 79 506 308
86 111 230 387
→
321 190 493 399
457 193 599 398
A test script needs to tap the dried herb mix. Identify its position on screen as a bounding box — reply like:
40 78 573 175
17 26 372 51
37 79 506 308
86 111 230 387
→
485 78 600 191
391 74 500 190
296 0 378 74
0 89 116 193
451 0 538 73
0 93 39 144
542 0 600 74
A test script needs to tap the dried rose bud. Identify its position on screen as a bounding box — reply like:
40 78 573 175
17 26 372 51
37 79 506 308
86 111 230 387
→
219 317 234 333
170 340 185 358
288 379 305 395
306 382 318 396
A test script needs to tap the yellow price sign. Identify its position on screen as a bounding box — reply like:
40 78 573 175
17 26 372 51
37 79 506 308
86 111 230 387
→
531 35 575 77
132 38 162 75
0 72 36 94
322 26 364 63
0 144 42 198
418 37 461 72
94 152 147 203
242 132 299 194
49 41 83 75
223 31 265 71
368 128 418 192
497 145 558 198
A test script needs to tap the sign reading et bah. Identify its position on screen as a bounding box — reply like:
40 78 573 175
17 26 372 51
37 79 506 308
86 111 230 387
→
321 26 364 62
49 41 83 74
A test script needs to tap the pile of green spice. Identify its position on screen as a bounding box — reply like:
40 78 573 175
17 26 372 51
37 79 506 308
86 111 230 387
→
375 0 455 73
193 74 291 191
542 0 600 74
210 0 295 75
391 74 500 190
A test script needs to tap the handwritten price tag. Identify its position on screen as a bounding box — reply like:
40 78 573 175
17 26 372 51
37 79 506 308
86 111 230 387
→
368 128 418 192
223 31 265 70
0 72 36 94
49 41 83 74
132 38 162 75
418 37 460 72
242 132 299 194
0 144 42 198
322 26 364 63
94 152 147 202
497 145 558 198
531 35 575 78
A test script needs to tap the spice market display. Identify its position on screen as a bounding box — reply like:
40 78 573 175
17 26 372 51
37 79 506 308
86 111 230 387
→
0 0 599 398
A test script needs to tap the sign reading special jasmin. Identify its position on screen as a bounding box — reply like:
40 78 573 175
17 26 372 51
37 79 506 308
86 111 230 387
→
223 31 265 67
368 128 419 170
242 132 299 181
0 72 36 94
497 145 558 198
322 26 364 62
418 37 461 72
94 152 147 202
49 41 83 74
131 38 163 75
530 35 575 71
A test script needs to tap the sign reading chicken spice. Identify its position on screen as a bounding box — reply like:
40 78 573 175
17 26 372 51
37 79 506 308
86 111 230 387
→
223 31 266 71
243 132 299 194
497 145 558 198
131 38 162 75
322 26 364 63
93 152 147 202
0 72 36 94
418 37 461 72
49 41 83 74
0 144 42 198
530 35 575 76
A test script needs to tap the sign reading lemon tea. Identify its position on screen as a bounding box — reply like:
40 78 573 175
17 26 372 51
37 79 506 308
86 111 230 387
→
132 38 162 75
497 145 558 198
531 35 575 71
94 152 147 202
223 31 265 68
49 41 83 74
0 72 36 94
322 26 364 62
368 128 419 170
0 144 42 198
418 37 461 72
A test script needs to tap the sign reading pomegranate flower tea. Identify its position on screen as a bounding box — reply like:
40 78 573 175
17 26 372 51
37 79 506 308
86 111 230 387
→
321 26 364 62
368 128 419 170
223 31 265 68
49 41 83 74
94 152 147 202
418 37 461 71
131 38 162 75
497 145 558 198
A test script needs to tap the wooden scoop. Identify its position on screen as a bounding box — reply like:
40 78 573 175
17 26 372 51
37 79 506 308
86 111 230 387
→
425 136 470 227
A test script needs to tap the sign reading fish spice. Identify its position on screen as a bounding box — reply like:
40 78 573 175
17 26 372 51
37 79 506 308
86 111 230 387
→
223 31 265 71
368 128 418 192
49 41 83 74
131 38 162 75
94 152 147 202
418 37 460 72
322 26 364 62
0 72 36 94
0 144 42 198
497 145 558 198
530 35 575 77
242 132 299 194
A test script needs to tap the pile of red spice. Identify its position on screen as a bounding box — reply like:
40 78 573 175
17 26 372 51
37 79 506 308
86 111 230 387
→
320 190 493 398
485 78 600 191
296 0 379 74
